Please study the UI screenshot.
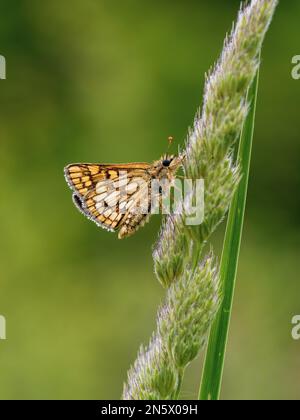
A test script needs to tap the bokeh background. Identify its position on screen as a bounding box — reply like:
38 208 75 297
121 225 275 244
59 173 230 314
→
0 0 299 400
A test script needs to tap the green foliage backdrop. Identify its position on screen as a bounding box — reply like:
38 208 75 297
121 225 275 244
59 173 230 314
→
0 0 300 399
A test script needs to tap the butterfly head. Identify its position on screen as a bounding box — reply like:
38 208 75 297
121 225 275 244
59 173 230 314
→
152 154 184 180
162 156 173 167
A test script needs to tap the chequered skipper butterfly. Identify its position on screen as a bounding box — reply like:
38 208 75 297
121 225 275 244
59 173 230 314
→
64 154 183 239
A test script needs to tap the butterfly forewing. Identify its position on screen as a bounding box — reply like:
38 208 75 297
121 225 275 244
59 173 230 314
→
64 163 153 236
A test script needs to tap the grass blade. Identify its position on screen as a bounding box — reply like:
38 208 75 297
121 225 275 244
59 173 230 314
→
199 64 260 401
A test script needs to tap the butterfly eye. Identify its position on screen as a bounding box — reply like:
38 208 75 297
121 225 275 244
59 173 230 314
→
162 159 171 167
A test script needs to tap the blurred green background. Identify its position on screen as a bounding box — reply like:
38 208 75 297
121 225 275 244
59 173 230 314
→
0 0 300 400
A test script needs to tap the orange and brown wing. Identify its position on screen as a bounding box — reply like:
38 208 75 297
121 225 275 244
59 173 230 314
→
65 163 149 195
64 163 152 233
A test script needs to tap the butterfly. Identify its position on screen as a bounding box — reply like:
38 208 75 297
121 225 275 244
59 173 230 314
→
64 154 184 239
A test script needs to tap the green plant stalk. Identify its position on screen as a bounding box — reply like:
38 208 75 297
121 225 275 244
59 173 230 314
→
199 64 260 401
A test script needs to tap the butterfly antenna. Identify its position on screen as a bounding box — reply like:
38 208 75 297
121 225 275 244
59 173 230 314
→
167 136 174 151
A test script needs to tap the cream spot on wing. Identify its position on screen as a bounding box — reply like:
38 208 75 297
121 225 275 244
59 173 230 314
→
126 182 138 194
105 191 120 207
119 201 127 212
104 208 112 218
110 212 118 221
94 192 107 202
96 181 109 194
95 203 105 212
115 177 128 188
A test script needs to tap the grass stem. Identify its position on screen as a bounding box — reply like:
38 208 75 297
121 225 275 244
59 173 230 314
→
199 63 260 401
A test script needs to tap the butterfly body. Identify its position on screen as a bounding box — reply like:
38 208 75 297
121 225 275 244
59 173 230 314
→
64 154 182 239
